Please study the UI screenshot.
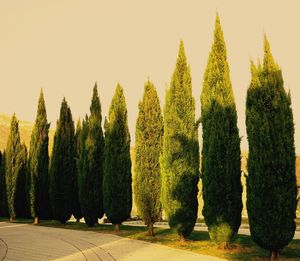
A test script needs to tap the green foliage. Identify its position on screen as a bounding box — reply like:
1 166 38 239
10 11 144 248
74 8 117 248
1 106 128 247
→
5 114 28 219
209 218 233 244
200 15 242 244
297 199 300 218
78 84 105 227
297 192 300 217
160 40 199 239
134 80 163 230
73 119 83 221
78 117 89 224
50 98 76 224
28 90 51 219
16 143 30 218
103 84 132 225
0 151 9 217
246 36 297 252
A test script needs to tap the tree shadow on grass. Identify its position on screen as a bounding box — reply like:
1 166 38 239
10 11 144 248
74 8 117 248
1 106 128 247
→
226 235 300 260
153 227 173 236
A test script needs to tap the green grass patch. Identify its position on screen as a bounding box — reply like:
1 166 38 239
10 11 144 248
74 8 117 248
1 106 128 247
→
4 218 300 260
0 217 33 223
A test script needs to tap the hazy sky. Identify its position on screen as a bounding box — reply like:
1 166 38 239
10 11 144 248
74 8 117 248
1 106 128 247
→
0 1 299 153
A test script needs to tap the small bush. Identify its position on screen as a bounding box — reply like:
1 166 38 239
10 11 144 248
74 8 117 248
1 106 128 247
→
209 220 233 244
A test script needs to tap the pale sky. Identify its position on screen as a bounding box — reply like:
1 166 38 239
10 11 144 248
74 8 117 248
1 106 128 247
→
0 1 299 153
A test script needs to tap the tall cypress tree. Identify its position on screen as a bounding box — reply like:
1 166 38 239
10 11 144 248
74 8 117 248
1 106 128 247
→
0 151 9 217
50 98 76 224
134 80 163 236
15 143 29 218
78 116 90 224
73 119 83 222
5 114 28 220
200 15 242 246
78 84 105 227
246 36 297 260
28 90 51 223
103 84 132 232
160 41 199 241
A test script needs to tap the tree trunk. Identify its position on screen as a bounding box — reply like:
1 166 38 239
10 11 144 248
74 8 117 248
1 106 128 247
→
76 219 80 223
147 223 154 236
114 223 120 232
34 216 39 225
219 242 229 249
179 234 186 242
9 217 13 223
270 250 279 260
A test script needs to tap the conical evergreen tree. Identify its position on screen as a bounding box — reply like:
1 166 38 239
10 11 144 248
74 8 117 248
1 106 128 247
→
78 116 89 224
0 151 9 217
15 143 29 218
160 41 199 241
28 90 51 223
5 114 28 220
134 80 163 236
78 84 105 227
103 84 132 232
50 98 76 224
73 119 83 222
200 15 242 246
246 36 297 260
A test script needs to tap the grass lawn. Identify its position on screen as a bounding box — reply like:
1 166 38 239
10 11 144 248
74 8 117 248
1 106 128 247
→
36 220 300 261
1 217 299 260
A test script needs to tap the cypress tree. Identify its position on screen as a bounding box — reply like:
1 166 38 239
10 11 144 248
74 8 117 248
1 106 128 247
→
134 80 163 236
103 84 132 232
15 143 29 218
0 151 9 217
50 98 76 224
160 40 199 241
246 36 297 260
78 116 89 224
5 114 28 220
200 14 242 246
28 90 51 224
78 84 105 227
73 119 83 222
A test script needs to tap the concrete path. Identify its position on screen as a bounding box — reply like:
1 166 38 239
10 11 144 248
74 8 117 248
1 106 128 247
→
0 222 224 261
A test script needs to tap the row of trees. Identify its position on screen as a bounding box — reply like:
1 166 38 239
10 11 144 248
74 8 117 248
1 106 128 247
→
133 15 297 260
0 14 297 260
0 84 132 231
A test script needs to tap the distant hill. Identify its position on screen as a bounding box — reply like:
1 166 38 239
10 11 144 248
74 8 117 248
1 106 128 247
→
0 113 54 152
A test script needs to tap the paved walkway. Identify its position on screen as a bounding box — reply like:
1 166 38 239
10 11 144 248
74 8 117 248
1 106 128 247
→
0 222 224 261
